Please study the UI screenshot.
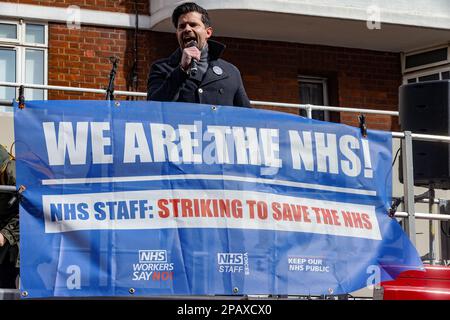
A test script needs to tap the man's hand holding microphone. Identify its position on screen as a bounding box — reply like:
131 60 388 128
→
180 40 199 76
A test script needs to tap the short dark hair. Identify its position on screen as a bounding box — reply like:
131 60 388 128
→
172 2 211 28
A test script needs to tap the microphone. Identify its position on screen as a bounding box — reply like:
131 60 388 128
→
187 40 198 76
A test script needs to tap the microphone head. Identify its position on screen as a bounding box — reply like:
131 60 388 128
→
187 40 198 48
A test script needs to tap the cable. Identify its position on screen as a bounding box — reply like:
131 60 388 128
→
127 0 139 100
392 147 401 167
385 147 400 185
384 147 402 217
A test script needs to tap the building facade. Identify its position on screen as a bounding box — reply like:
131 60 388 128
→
1 0 448 135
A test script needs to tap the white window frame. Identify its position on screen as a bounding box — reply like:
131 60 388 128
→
401 44 450 74
403 65 450 84
0 19 48 100
298 75 329 121
0 46 19 92
0 20 20 44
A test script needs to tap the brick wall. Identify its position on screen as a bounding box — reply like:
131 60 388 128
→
0 0 150 15
46 23 400 131
216 37 401 131
47 23 158 100
2 0 401 131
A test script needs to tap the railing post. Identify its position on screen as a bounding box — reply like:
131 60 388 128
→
306 104 313 119
429 187 436 264
401 131 416 245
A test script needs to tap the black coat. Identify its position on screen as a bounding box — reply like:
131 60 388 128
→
147 40 251 108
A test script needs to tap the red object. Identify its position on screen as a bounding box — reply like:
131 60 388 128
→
379 265 450 300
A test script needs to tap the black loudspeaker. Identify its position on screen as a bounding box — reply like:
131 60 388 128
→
399 80 450 189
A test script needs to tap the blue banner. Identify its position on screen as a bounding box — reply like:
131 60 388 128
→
14 100 422 298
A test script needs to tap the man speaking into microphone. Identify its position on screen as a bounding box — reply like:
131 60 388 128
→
147 2 251 108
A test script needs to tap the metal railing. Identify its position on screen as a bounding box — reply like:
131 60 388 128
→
1 81 450 244
0 81 147 98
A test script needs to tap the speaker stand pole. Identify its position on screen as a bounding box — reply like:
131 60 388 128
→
429 186 436 265
402 131 417 246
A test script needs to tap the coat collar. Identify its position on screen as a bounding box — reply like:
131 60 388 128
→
168 39 226 66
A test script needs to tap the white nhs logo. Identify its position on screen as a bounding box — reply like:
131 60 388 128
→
217 253 243 265
139 250 167 263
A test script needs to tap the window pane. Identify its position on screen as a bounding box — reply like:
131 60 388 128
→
299 81 326 120
442 71 450 80
26 24 45 44
405 48 448 69
0 49 16 100
0 23 17 40
25 49 44 100
418 73 440 82
407 78 417 83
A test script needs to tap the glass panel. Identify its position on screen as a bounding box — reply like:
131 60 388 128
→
26 24 45 44
0 23 17 39
442 71 450 80
407 78 417 83
299 81 326 121
0 48 16 100
25 49 44 100
418 73 440 82
405 48 448 69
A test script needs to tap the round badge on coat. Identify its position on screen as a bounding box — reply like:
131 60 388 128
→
213 66 223 75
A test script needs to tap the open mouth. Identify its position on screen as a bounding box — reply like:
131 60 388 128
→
183 36 197 47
